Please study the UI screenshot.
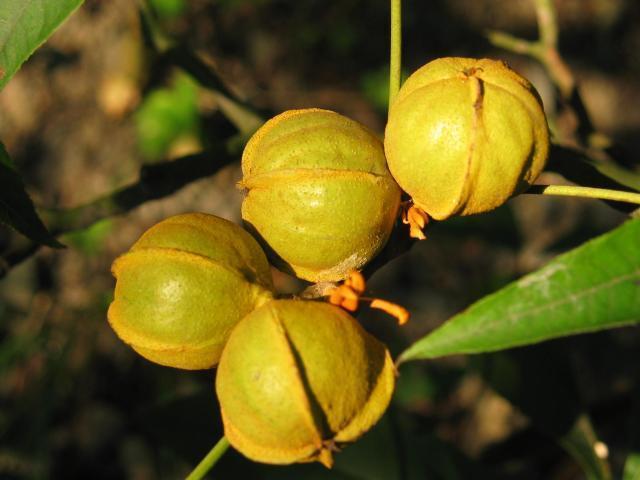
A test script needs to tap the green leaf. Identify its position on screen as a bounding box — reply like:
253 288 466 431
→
0 0 84 91
61 218 112 254
625 454 640 480
135 74 200 161
398 219 640 362
559 415 612 480
0 142 62 247
149 0 185 19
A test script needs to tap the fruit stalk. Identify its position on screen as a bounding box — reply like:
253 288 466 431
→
185 436 230 480
527 185 640 205
389 0 402 108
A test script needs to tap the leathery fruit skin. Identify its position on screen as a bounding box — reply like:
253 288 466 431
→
107 213 274 370
384 57 550 220
215 299 395 467
239 108 401 282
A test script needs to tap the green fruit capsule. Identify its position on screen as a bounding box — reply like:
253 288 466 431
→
216 299 395 467
240 108 401 282
385 57 550 220
107 213 274 370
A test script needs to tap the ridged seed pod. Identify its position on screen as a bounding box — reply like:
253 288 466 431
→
385 57 550 220
108 213 274 370
216 299 395 467
240 108 401 282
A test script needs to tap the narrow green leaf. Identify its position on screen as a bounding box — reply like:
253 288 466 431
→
625 454 640 480
0 0 84 91
0 142 62 247
559 415 612 480
399 219 640 362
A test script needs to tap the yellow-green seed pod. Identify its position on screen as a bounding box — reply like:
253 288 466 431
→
385 57 550 220
240 108 401 282
216 299 395 468
108 213 274 370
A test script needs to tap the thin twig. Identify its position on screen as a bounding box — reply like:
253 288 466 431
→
389 0 402 108
526 184 640 205
185 436 230 480
486 30 540 57
488 0 574 97
43 146 238 235
487 0 594 146
548 144 640 193
533 0 574 99
535 0 558 51
489 0 640 204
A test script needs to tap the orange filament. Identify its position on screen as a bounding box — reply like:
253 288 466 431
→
329 284 360 312
369 299 410 325
328 271 410 325
344 270 366 295
401 203 429 240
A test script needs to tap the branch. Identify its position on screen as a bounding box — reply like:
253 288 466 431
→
5 0 634 295
1 141 240 279
487 0 640 218
486 30 541 57
534 0 558 48
532 0 576 101
161 46 264 135
2 5 269 279
138 1 263 136
487 0 593 145
44 148 237 234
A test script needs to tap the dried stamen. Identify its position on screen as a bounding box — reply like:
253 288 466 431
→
328 271 410 325
401 203 429 240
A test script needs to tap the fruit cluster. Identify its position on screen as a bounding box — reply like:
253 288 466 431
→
109 212 396 467
108 57 549 467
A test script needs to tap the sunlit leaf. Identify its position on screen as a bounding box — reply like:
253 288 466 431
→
135 74 200 161
399 219 640 362
0 0 84 90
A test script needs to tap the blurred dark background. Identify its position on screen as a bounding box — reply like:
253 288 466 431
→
0 0 639 478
